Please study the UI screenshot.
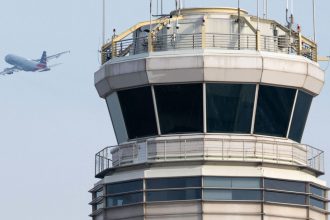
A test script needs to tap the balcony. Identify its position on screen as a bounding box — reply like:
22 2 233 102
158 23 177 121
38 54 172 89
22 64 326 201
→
95 137 324 178
101 10 318 64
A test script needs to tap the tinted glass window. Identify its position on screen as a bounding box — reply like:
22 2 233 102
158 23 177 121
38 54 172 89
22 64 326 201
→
207 84 255 133
96 190 103 198
255 86 296 137
204 177 260 188
96 202 104 210
106 180 143 195
289 91 313 142
146 189 201 202
310 197 325 209
146 177 201 189
106 93 128 143
265 191 306 205
204 177 231 188
310 185 325 197
107 192 143 207
118 87 158 139
154 84 203 134
264 179 305 192
203 189 261 200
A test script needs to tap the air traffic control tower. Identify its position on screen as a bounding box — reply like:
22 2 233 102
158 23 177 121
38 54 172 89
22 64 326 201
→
90 5 328 220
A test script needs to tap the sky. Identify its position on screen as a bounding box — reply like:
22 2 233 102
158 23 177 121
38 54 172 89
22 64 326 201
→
0 1 329 220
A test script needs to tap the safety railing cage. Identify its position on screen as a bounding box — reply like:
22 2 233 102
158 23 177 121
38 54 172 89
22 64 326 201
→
95 138 324 177
101 17 318 64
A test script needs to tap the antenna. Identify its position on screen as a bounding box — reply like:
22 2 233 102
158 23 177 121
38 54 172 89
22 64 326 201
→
102 0 105 45
257 0 260 30
263 0 266 18
266 0 268 19
238 0 241 50
150 0 152 32
157 0 159 15
312 0 316 42
161 0 163 15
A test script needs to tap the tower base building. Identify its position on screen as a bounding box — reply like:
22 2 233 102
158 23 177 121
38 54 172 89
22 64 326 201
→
90 7 328 220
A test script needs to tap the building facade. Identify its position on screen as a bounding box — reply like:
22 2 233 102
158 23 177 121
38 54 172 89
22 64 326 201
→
90 7 328 220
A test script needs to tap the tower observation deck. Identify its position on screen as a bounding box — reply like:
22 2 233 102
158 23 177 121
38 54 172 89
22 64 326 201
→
90 6 328 220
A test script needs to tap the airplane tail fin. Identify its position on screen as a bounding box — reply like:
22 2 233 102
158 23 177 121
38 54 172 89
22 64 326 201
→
40 51 47 65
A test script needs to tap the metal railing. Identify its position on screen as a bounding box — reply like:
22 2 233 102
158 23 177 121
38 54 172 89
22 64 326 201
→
102 32 317 64
205 33 256 50
95 138 324 177
153 33 203 51
260 35 291 53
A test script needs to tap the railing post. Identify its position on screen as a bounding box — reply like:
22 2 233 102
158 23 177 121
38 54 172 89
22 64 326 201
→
297 33 302 55
222 139 224 160
95 154 97 175
306 145 308 166
193 34 195 49
256 30 260 51
203 139 205 160
119 147 121 166
292 144 294 163
313 45 318 62
184 140 187 159
111 41 117 58
146 140 149 162
261 143 264 163
132 143 135 162
164 140 167 161
202 16 207 49
318 151 321 171
148 33 154 52
276 142 279 164
243 141 245 161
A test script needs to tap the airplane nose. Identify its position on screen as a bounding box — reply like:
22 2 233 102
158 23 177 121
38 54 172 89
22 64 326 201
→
5 55 11 63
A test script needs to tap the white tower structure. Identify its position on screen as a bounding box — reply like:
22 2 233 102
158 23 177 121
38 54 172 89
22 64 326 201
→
90 5 328 220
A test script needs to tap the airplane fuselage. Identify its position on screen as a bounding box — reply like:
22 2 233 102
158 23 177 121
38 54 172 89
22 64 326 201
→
5 54 46 72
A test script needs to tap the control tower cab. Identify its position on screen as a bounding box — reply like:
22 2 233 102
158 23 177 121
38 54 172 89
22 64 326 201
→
90 7 328 220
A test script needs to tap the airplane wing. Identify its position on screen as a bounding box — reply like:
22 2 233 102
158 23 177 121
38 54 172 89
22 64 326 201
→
34 50 70 62
0 67 20 75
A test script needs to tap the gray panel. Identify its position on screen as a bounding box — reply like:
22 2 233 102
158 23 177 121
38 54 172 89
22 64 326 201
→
105 204 144 220
106 93 128 143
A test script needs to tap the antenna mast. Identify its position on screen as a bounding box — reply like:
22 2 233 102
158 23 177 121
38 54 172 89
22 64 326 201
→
102 0 105 45
312 0 316 41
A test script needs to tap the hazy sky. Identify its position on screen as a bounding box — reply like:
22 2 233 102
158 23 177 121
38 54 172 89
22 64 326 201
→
0 1 329 220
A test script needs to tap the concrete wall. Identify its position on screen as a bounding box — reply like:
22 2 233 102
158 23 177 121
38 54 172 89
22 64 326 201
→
95 50 324 98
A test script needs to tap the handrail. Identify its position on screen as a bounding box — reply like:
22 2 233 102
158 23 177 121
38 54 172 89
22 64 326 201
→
101 16 318 64
101 16 183 63
101 32 318 64
95 138 324 177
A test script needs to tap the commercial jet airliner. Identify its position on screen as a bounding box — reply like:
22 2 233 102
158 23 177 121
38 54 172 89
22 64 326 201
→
0 51 70 75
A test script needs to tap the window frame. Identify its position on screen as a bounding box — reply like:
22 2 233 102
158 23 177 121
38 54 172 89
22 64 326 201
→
99 177 328 210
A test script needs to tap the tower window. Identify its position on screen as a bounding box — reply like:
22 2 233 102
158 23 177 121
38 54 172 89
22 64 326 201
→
146 177 201 189
146 189 201 202
264 178 306 193
154 84 203 134
207 84 256 133
117 86 158 139
107 192 143 207
289 91 313 142
264 191 306 205
203 189 262 201
254 85 296 137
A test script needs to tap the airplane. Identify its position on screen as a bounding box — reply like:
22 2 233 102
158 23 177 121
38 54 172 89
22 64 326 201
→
0 50 70 75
